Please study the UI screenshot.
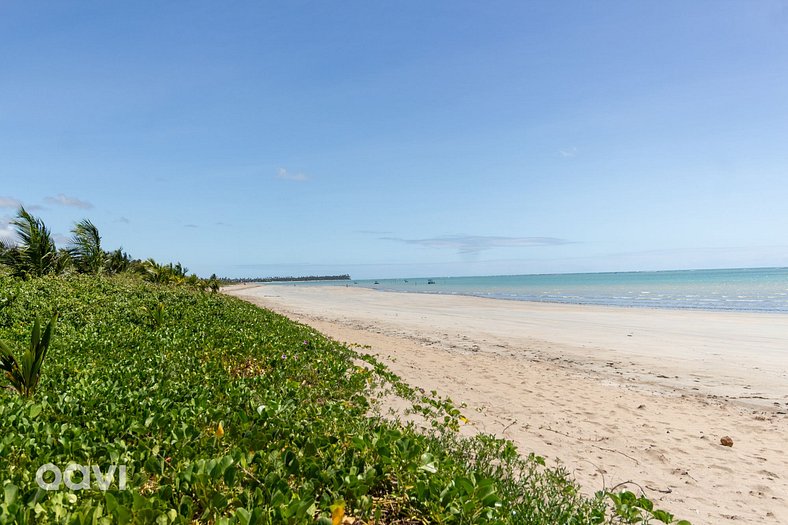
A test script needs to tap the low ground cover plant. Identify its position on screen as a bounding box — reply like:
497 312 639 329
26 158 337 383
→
0 276 687 524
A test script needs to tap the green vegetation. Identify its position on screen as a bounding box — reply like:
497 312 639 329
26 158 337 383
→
0 208 689 524
0 207 61 279
0 313 58 398
0 207 208 290
68 220 104 275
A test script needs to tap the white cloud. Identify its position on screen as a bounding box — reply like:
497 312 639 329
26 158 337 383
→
45 194 93 209
559 147 578 158
381 235 570 254
276 168 309 182
0 215 15 243
0 196 21 209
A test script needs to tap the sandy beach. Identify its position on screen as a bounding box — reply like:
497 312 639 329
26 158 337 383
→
226 284 788 525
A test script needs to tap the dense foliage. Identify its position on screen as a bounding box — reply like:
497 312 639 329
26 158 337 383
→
0 208 62 279
0 276 688 524
0 208 217 291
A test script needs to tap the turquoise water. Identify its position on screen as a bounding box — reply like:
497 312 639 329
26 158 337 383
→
269 268 788 313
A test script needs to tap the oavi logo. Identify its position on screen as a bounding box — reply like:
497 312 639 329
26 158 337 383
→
35 463 127 491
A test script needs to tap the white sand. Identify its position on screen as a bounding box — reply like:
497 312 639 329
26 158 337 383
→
227 284 788 525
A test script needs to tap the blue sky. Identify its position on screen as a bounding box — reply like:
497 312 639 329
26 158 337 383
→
2 1 788 279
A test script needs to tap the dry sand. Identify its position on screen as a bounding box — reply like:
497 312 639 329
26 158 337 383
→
226 284 788 525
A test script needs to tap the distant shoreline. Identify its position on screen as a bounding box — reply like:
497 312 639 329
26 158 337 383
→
260 267 788 314
220 274 350 284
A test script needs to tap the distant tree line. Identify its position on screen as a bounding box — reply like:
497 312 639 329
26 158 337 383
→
219 275 351 284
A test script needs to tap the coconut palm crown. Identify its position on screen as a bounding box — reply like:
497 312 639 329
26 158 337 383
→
0 207 59 279
69 219 105 275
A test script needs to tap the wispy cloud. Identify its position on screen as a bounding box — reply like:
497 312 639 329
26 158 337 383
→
356 229 393 235
0 198 45 212
184 224 199 229
0 196 21 209
558 146 580 159
116 217 131 224
559 147 578 158
276 168 309 182
381 235 570 255
45 194 93 209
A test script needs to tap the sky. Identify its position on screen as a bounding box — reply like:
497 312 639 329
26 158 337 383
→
2 1 788 279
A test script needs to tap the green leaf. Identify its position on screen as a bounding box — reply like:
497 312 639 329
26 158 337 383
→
418 453 438 474
29 403 42 418
105 492 118 513
132 492 148 511
651 509 674 523
223 465 237 487
234 508 251 525
637 496 654 511
4 483 18 505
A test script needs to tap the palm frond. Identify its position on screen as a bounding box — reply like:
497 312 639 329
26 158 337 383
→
69 219 104 274
0 313 58 397
2 207 59 278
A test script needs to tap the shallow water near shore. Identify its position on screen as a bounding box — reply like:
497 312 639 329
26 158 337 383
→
267 267 788 313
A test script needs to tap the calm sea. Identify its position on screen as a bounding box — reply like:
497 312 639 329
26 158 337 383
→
270 268 788 313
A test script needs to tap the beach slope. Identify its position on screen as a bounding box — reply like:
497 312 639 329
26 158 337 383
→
227 284 788 525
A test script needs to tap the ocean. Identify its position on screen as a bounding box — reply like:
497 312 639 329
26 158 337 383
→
268 267 788 313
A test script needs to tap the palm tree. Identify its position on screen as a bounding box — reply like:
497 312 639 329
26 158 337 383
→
138 258 171 284
68 219 104 275
105 248 131 274
0 207 59 279
54 248 73 275
209 273 220 293
172 262 188 278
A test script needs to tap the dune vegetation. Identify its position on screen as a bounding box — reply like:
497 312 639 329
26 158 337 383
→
0 208 689 524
